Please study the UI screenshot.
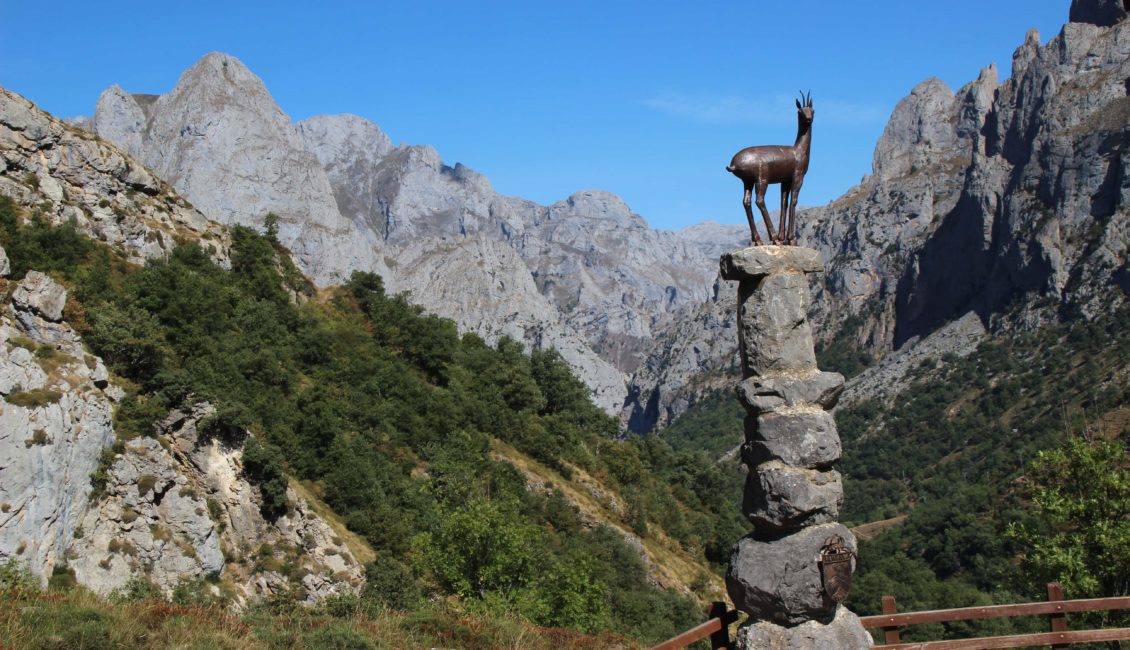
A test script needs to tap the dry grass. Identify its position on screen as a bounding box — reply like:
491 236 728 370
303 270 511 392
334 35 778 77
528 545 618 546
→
0 587 640 650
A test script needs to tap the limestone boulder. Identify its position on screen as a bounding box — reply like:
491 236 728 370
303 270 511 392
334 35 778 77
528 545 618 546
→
727 523 858 626
12 271 67 322
743 462 843 530
744 410 841 468
734 606 872 649
736 371 845 414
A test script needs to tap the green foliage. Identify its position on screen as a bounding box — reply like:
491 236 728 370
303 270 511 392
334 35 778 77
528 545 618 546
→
47 564 77 591
0 559 39 592
420 498 541 600
242 437 289 521
362 556 421 611
1007 436 1130 598
109 577 163 603
136 474 157 495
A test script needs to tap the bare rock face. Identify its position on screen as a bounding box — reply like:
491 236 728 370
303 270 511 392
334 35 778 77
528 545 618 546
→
0 274 116 583
71 404 364 604
11 271 67 322
91 52 384 286
803 13 1130 361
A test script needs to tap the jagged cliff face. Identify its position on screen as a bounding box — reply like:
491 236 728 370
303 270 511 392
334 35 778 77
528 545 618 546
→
0 271 115 582
86 57 746 413
803 3 1130 354
91 54 387 287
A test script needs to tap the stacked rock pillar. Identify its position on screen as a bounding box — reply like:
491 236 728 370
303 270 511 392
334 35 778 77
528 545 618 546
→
721 246 872 649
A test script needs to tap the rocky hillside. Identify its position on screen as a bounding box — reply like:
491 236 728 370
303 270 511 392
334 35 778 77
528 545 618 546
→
0 88 230 266
0 270 364 603
625 0 1130 431
82 53 746 414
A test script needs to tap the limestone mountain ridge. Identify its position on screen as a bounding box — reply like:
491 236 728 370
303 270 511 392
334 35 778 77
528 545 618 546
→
85 52 747 415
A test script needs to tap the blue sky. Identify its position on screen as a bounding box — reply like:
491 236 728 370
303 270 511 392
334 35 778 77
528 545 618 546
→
2 1 1069 230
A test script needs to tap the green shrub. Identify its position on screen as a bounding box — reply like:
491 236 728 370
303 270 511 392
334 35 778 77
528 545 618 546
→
362 556 420 611
6 388 63 408
48 564 77 591
0 558 39 591
136 474 157 495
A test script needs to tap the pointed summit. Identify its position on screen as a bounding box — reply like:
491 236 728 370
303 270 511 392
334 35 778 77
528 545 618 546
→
91 52 385 285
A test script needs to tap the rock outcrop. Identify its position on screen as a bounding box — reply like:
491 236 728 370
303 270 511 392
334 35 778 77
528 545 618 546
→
70 404 365 605
803 5 1130 357
90 54 386 287
0 273 117 582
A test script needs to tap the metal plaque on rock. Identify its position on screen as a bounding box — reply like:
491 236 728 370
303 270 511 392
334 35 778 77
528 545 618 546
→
818 535 855 603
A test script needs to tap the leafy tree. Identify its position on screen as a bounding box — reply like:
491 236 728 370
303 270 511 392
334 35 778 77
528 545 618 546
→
419 498 542 601
1007 436 1130 598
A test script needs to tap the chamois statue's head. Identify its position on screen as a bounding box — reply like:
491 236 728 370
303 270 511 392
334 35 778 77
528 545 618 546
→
795 91 814 123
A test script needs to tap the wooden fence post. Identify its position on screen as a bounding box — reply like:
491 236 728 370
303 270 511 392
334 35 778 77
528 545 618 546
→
708 601 732 649
1047 582 1069 650
882 595 901 645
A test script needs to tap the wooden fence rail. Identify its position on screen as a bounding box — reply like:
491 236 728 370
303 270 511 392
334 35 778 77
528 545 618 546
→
651 602 738 650
858 582 1130 649
652 584 1130 650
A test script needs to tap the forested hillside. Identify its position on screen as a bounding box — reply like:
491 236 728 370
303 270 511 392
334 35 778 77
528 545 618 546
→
0 194 743 644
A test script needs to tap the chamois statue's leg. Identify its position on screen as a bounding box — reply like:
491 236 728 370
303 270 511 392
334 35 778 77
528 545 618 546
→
778 180 792 244
743 182 762 245
755 180 777 245
788 177 804 245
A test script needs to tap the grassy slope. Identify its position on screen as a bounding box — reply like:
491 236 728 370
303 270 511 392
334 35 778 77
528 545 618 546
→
0 587 640 650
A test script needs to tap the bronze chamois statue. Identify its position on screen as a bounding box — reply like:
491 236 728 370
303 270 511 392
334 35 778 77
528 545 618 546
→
727 91 814 246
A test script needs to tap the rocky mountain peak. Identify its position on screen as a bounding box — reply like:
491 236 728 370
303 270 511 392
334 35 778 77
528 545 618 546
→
549 190 646 229
91 85 146 160
1070 0 1129 26
872 77 959 180
298 113 395 172
90 52 385 286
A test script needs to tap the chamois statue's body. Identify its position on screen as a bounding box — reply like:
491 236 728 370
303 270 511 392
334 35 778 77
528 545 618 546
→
727 93 814 245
